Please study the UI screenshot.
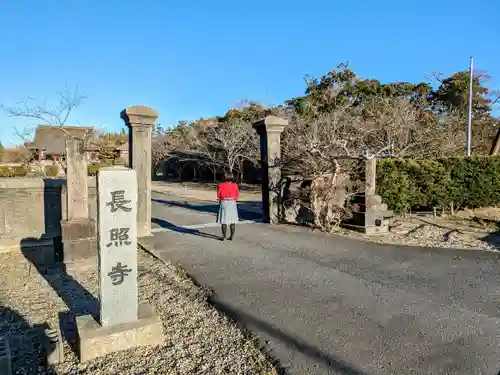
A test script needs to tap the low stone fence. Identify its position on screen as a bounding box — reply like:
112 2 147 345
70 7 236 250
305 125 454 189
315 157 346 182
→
0 177 97 250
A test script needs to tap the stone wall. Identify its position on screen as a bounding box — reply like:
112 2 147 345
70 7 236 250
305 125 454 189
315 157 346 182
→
0 177 97 249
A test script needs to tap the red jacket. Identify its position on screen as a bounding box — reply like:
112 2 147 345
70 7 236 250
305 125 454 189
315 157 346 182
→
217 182 239 201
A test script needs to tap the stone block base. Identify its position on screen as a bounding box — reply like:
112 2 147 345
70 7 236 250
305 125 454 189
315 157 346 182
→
76 302 164 362
61 219 96 262
365 225 389 235
43 328 64 365
61 219 95 240
61 239 96 263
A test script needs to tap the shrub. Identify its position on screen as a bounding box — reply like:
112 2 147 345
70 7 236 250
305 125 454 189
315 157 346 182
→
88 159 127 176
88 163 103 176
113 158 126 166
0 165 29 177
376 156 500 213
44 165 60 177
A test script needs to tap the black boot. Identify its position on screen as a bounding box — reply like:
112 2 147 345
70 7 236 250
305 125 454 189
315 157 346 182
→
221 224 227 241
229 224 235 240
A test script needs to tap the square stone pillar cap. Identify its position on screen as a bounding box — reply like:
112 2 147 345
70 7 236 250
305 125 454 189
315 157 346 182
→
121 105 159 127
252 116 288 133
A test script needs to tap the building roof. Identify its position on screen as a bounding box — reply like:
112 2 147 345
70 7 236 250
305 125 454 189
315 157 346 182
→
29 125 96 154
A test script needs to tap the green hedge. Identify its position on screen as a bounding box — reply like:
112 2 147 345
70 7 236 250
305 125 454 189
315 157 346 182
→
88 163 104 176
88 159 126 176
376 156 500 213
44 165 60 177
0 165 29 177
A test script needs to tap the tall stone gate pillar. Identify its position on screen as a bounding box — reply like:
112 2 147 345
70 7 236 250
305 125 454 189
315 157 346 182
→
120 105 158 237
60 137 96 262
365 157 376 196
363 156 391 234
252 116 288 224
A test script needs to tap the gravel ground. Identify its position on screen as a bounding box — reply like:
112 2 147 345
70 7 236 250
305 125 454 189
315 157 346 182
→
336 216 500 252
0 250 278 375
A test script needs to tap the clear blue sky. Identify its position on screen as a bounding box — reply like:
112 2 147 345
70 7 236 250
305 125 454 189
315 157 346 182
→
1 0 499 145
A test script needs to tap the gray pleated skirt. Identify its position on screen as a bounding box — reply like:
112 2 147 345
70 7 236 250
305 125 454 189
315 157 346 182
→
217 200 239 224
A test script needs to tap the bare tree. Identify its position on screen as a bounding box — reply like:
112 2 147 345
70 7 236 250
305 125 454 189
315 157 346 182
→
201 121 257 177
281 99 363 231
151 122 220 180
1 86 87 175
358 96 441 157
152 134 170 171
185 129 225 181
1 85 87 126
283 93 470 181
280 89 474 231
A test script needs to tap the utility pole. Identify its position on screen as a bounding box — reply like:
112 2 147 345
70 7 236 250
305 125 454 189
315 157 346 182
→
466 56 473 156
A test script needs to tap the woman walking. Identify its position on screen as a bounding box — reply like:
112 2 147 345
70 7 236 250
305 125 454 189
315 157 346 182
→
217 173 239 241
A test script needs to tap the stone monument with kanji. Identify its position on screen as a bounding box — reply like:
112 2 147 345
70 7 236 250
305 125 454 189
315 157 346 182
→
75 166 164 361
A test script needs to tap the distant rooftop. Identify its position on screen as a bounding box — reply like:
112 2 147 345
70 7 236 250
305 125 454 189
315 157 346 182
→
29 125 97 154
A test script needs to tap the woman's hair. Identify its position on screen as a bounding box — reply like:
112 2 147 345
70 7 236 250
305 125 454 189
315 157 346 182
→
224 172 235 182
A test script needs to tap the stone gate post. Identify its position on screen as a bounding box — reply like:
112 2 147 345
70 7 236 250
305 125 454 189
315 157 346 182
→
66 137 89 220
252 116 288 224
60 137 96 262
363 156 391 234
365 157 376 196
120 105 158 237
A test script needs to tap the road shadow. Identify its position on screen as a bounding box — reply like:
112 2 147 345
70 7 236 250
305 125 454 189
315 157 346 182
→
481 230 500 251
0 304 54 373
151 218 222 240
208 296 369 375
152 197 262 221
42 179 65 262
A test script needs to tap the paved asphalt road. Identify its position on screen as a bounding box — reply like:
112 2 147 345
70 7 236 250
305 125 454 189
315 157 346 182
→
144 191 500 375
